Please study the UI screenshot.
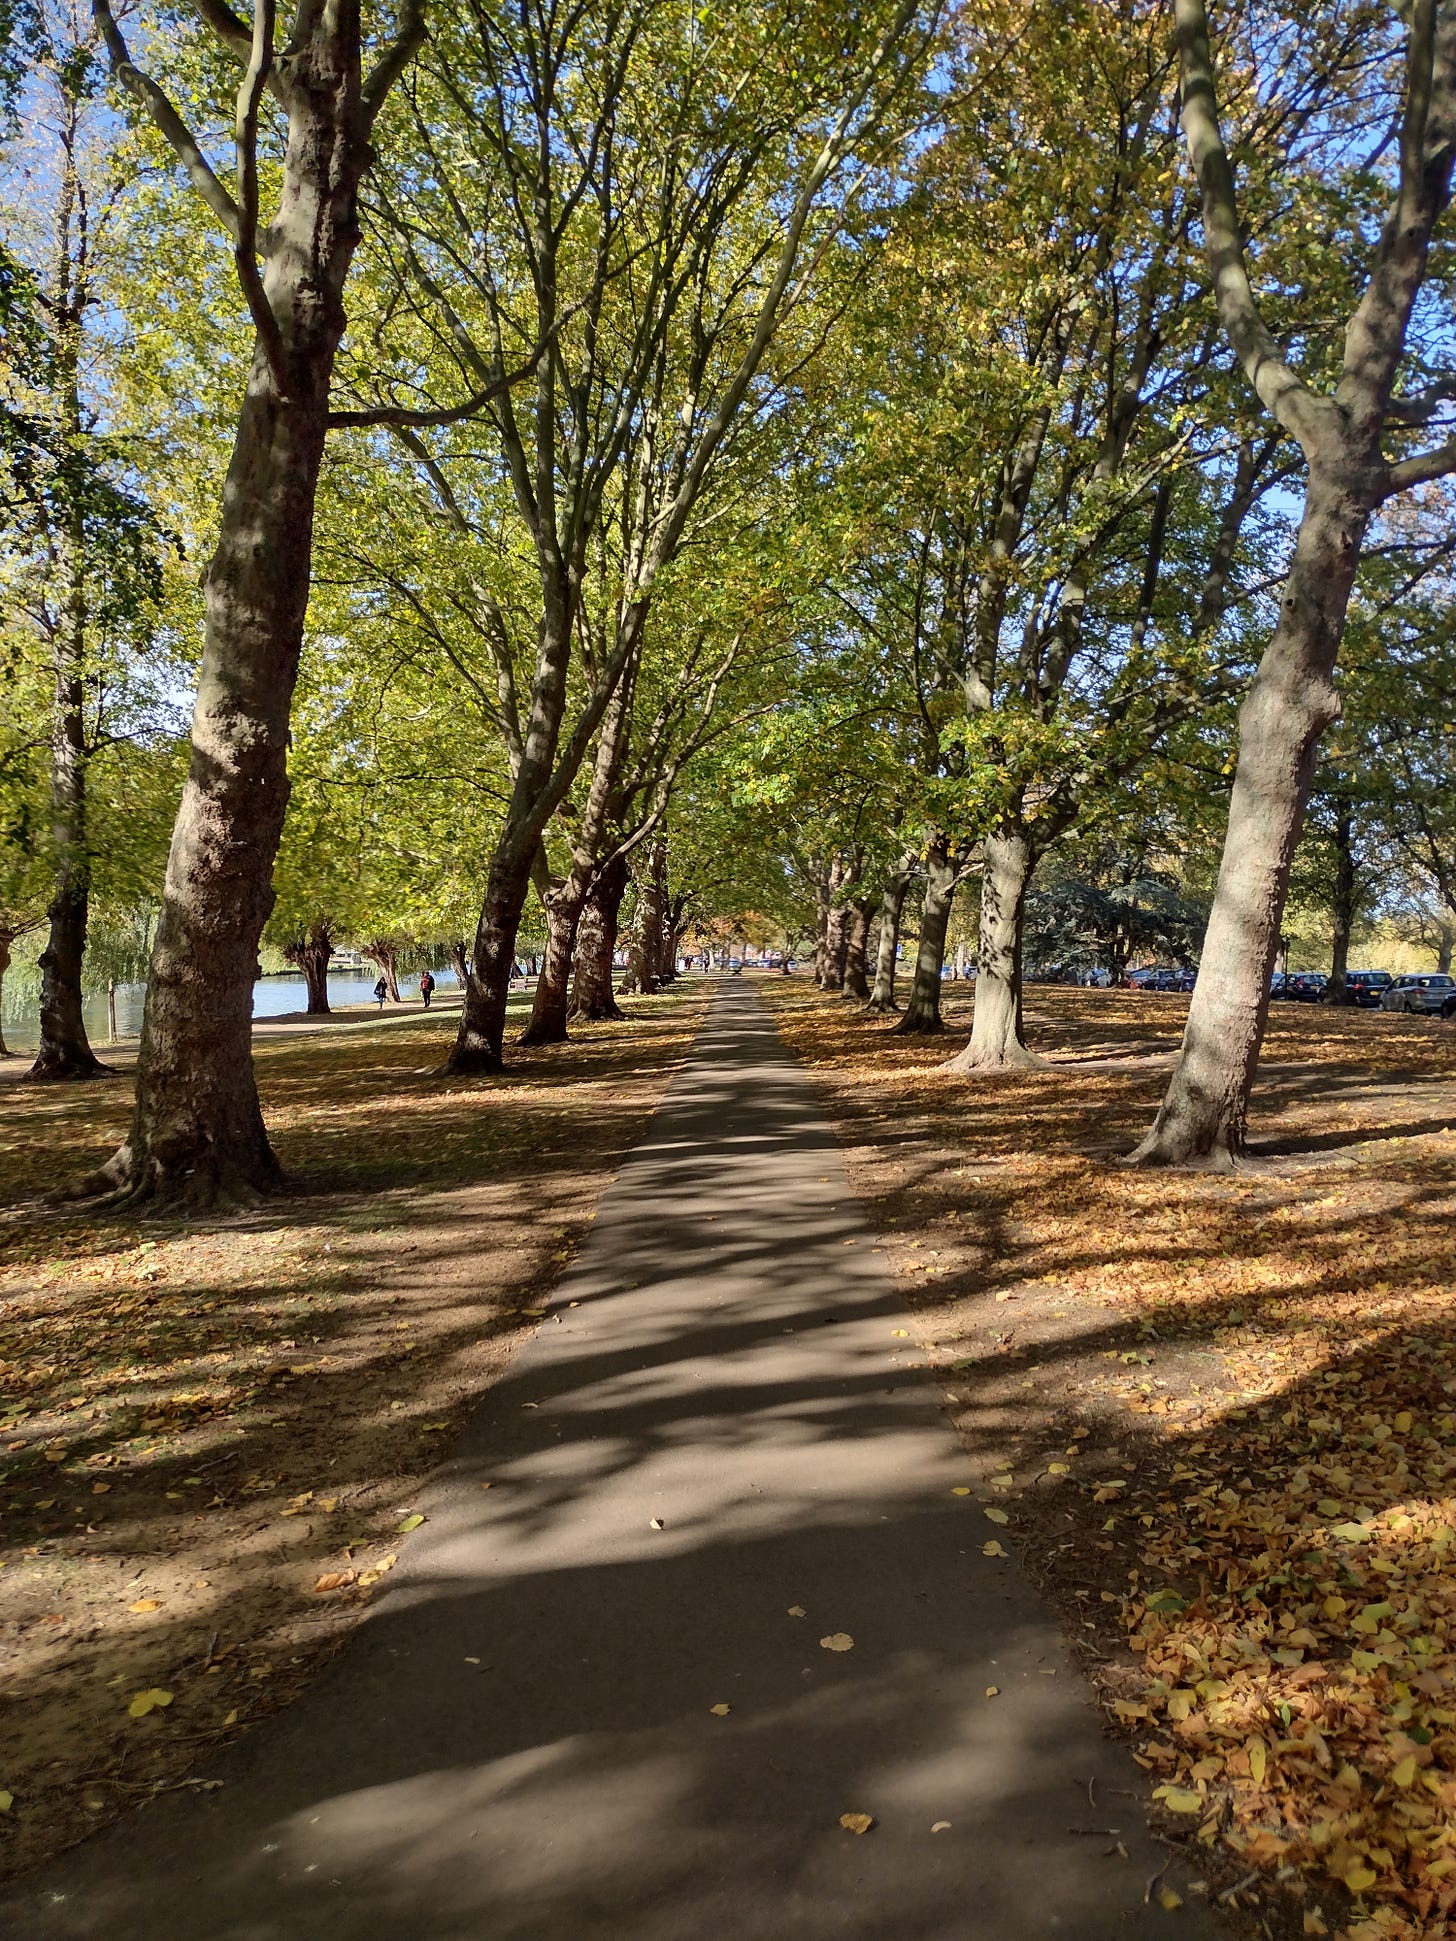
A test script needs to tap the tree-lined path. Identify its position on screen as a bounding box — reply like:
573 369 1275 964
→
6 982 1214 1939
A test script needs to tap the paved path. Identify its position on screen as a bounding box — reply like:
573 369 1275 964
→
7 982 1217 1939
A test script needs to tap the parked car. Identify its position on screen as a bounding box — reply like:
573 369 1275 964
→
1379 973 1456 1015
1284 972 1328 1002
1321 969 1393 1007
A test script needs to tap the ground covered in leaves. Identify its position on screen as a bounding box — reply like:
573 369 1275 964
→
759 978 1456 1941
0 987 705 1880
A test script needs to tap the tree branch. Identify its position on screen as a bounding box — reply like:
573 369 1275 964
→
326 349 546 428
92 0 242 241
1173 0 1327 450
233 0 290 393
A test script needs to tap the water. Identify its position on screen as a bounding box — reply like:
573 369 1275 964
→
1 966 460 1054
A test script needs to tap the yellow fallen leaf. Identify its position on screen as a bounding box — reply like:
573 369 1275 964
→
820 1633 854 1652
1154 1786 1201 1815
985 1685 999 1697
1343 1864 1377 1893
1157 1887 1183 1911
1248 1740 1267 1786
838 1812 874 1835
984 1508 1009 1524
982 1540 1007 1557
891 1329 908 1338
951 1486 971 1496
396 1514 425 1533
787 1605 806 1617
709 1703 731 1717
128 1599 160 1614
0 1791 12 1813
1046 1462 1069 1476
318 1497 338 1513
126 1688 173 1719
1302 1911 1328 1936
1391 1754 1417 1788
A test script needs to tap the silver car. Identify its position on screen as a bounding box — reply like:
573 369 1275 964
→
1379 973 1456 1016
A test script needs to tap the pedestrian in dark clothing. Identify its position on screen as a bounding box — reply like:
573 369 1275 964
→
373 976 388 1008
420 970 435 1009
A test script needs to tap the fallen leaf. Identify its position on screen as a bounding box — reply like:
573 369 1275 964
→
931 1820 951 1832
709 1703 731 1717
649 1518 664 1530
1153 1786 1202 1815
396 1514 426 1533
985 1685 1000 1697
787 1605 806 1618
313 1571 355 1593
127 1599 160 1614
838 1812 874 1835
1343 1863 1377 1893
126 1688 173 1719
984 1508 1009 1524
982 1540 1008 1558
0 1791 11 1813
1156 1886 1183 1911
951 1486 971 1496
820 1632 854 1652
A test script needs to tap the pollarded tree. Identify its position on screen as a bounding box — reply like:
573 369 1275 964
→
1135 0 1456 1165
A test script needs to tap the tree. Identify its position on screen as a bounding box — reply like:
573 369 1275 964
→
356 0 928 1078
75 0 453 1204
1135 0 1456 1165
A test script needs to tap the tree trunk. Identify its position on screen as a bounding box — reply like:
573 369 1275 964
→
1437 918 1455 976
842 897 873 1000
448 828 542 1070
30 144 105 1083
570 853 627 1021
447 940 470 986
893 839 956 1035
362 940 401 1003
1131 465 1364 1167
868 855 914 1011
812 855 841 986
946 828 1040 1072
284 922 334 1015
0 931 14 1056
820 898 850 991
519 879 581 1046
79 14 384 1207
1325 808 1356 1004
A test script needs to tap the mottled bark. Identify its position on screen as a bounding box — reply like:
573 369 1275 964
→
447 940 470 986
842 896 873 1001
893 840 957 1035
0 932 14 1057
519 882 578 1046
570 853 627 1021
1134 0 1456 1167
1132 471 1368 1165
946 829 1040 1072
868 854 914 1011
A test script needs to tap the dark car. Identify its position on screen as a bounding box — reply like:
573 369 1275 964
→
1379 972 1456 1015
1330 969 1393 1008
1284 972 1328 1002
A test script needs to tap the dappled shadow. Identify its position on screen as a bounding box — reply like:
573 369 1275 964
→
0 985 1217 1940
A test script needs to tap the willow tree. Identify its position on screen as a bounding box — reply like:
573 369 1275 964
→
1134 0 1456 1165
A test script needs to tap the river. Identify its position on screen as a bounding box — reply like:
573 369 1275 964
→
1 966 461 1055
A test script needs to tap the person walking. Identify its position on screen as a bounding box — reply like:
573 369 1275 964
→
373 975 388 1009
419 969 435 1009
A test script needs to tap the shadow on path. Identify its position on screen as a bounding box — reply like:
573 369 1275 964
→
4 983 1220 1940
